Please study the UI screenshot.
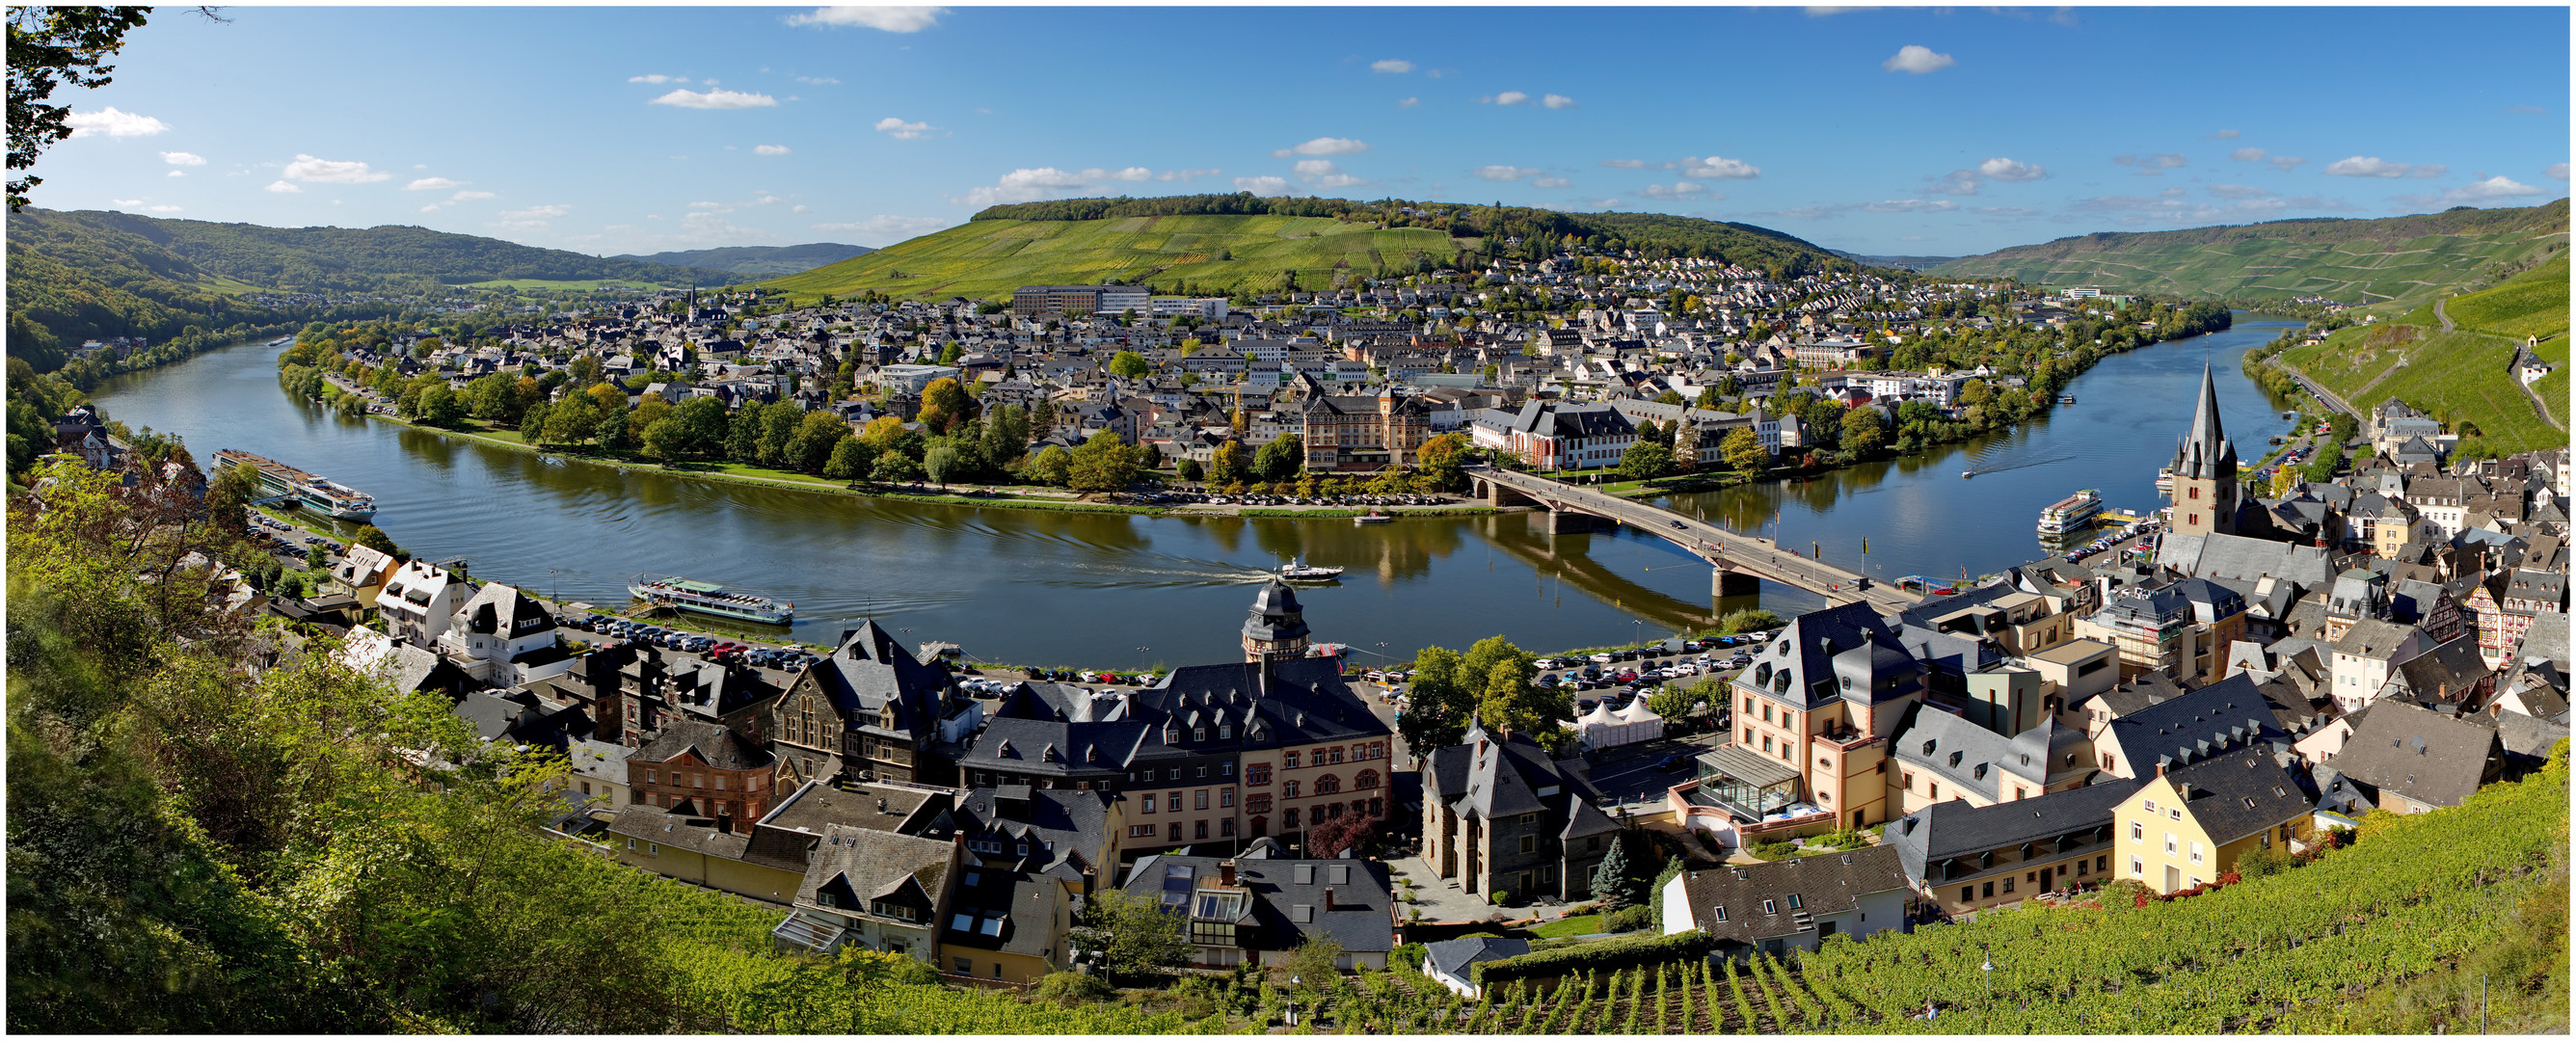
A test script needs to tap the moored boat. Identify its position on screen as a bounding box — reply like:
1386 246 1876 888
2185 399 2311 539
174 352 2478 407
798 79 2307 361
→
628 574 793 625
2037 488 2105 535
214 448 378 520
1354 511 1392 525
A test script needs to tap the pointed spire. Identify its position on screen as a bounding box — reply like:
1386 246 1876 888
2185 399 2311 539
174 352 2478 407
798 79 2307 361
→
2179 361 2235 479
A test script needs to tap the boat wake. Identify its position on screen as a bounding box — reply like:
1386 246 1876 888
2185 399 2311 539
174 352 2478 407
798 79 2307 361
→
1962 453 2077 477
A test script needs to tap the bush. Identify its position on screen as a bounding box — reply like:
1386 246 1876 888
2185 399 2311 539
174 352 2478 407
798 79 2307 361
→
2235 845 2294 880
1471 929 1717 986
2096 878 2151 910
1807 829 1869 851
1392 943 1429 973
1602 904 1655 934
1751 840 1797 860
1033 971 1114 1006
1490 890 1512 906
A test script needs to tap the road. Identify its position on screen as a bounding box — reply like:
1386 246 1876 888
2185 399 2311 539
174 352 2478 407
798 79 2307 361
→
2435 296 2455 333
2264 354 2359 418
1468 467 1923 614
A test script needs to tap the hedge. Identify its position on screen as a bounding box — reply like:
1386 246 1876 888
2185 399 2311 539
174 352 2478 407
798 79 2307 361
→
1471 929 1716 985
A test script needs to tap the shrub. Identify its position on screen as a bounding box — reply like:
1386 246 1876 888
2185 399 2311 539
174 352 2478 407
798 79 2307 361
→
1392 943 1429 973
1472 930 1716 986
1751 840 1797 860
1806 829 1869 851
1033 971 1114 1006
2235 845 2294 880
1490 890 1512 906
1603 904 1656 934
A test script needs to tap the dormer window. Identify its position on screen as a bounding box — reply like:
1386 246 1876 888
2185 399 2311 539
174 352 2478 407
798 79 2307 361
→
1194 728 1208 742
1219 725 1233 739
1948 751 1964 767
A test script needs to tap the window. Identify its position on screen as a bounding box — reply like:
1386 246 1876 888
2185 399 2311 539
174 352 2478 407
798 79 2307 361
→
626 838 636 850
954 957 974 975
1960 886 1974 903
1195 765 1209 780
1283 752 1301 769
1247 793 1272 814
2168 809 2183 821
713 776 726 791
1194 789 1209 811
1194 729 1207 742
1761 735 1774 753
1142 794 1156 814
1221 787 1235 808
2164 833 2177 854
2188 841 2205 865
647 842 660 856
1283 780 1301 798
1355 770 1381 790
644 768 657 785
1519 835 1537 853
1714 905 1729 922
1315 774 1341 795
2076 859 2089 876
2001 876 2014 894
1903 772 1916 791
1247 762 1271 786
1785 894 1802 910
1221 761 1235 778
2131 821 2143 841
1744 728 1755 744
1981 881 1993 898
1221 817 1236 836
1195 820 1209 840
2131 856 2144 876
1285 809 1301 829
1328 746 1345 765
1130 824 1157 838
2260 832 2271 849
1168 822 1182 841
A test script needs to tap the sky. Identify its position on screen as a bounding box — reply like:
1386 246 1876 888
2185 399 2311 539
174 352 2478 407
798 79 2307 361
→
32 4 2572 258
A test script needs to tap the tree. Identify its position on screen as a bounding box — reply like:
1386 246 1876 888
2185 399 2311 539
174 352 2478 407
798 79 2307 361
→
1073 890 1190 981
1398 646 1473 758
1720 427 1768 474
1305 810 1382 860
1414 432 1469 491
1027 444 1072 487
638 416 688 461
922 442 960 489
352 523 401 557
787 411 849 473
1618 440 1675 483
1108 350 1152 382
1253 434 1303 483
917 377 976 436
979 403 1029 467
8 7 152 211
1175 457 1203 483
821 436 872 480
416 384 465 426
1840 408 1888 457
870 450 921 486
1282 935 1346 986
1065 432 1141 493
1591 837 1641 910
1207 440 1248 486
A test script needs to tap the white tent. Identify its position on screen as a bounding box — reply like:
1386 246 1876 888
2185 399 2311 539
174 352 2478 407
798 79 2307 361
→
1576 697 1665 750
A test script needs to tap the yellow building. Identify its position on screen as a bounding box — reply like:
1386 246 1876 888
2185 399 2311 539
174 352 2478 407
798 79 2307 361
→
607 802 807 905
2111 750 2313 894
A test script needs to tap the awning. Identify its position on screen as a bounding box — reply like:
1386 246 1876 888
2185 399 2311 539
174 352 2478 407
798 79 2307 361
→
1698 744 1800 788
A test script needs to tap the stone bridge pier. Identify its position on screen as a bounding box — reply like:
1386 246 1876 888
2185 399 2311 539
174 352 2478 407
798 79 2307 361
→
1482 476 1532 509
1710 560 1763 598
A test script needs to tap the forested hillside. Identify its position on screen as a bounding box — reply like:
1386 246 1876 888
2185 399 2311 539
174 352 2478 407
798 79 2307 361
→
1931 200 2568 308
768 193 1868 303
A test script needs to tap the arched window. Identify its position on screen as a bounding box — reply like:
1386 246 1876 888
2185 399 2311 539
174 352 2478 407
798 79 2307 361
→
1355 769 1380 790
1315 774 1341 795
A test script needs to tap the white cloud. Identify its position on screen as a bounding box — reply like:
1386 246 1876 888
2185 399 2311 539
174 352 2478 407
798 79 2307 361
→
496 203 570 231
148 204 180 212
1601 159 1648 170
1638 181 1707 200
405 176 462 191
1542 93 1576 109
1492 91 1530 105
1107 167 1153 181
2324 155 2444 178
651 88 779 110
160 150 205 166
264 180 301 194
1371 59 1413 73
1581 197 1622 209
785 7 946 31
1233 175 1293 197
2548 163 2570 181
2208 184 2271 200
755 144 792 156
687 200 728 210
1531 175 1570 189
1157 168 1221 181
2271 155 2308 173
950 167 1167 206
1677 155 1760 179
794 75 841 85
1397 97 1420 108
2443 175 2543 202
449 190 496 202
282 154 391 184
1294 159 1365 189
1273 137 1369 158
1922 170 1980 196
2230 147 2267 162
1971 206 2042 217
2208 129 2241 140
873 117 935 140
1805 6 1881 13
810 214 953 243
1977 157 2046 181
65 107 168 137
2111 153 2187 172
112 199 142 207
167 170 183 177
420 205 440 213
1475 165 1543 182
629 73 688 84
1861 199 1956 213
1882 45 1955 74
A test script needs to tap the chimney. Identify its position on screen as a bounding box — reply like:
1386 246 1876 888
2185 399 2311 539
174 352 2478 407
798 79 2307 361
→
1220 860 1238 887
1324 888 1336 911
714 814 733 835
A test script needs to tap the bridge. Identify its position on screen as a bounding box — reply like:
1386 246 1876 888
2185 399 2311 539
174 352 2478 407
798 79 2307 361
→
1465 466 1923 615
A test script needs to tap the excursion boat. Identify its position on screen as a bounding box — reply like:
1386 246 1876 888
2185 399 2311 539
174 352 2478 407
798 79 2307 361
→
2037 489 2105 535
628 574 793 625
1354 511 1393 525
267 336 293 347
1275 557 1345 582
2154 466 2176 497
214 449 378 520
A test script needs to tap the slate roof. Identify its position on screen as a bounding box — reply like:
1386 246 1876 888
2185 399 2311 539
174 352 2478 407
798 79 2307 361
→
2333 618 2424 661
1735 601 1919 713
915 786 1115 885
801 620 952 736
793 824 955 916
941 867 1066 961
1674 846 1911 946
1423 937 1531 983
2102 674 2286 772
453 582 556 640
1120 855 1395 955
1887 777 2145 883
2327 701 2503 810
1433 722 1603 823
1140 655 1389 753
2377 635 2492 707
958 717 1150 782
1892 708 2051 803
633 718 775 772
2175 533 2339 594
607 801 751 862
2154 748 2316 845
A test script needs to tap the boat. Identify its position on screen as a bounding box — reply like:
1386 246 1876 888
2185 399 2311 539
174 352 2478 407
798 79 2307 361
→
267 336 292 348
1960 469 1974 479
2037 489 2105 535
1354 511 1393 525
2154 466 2175 497
213 449 378 520
628 574 793 625
1275 556 1345 582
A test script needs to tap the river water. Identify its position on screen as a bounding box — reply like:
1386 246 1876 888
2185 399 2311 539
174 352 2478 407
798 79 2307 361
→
90 316 2297 667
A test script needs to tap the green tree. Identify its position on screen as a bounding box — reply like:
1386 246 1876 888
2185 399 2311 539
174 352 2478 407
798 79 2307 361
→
821 436 873 480
978 403 1029 467
1253 434 1304 483
1108 350 1152 382
1065 432 1140 493
1399 645 1474 757
416 384 465 426
923 441 960 489
787 411 849 473
1415 432 1470 491
1282 934 1347 985
1618 440 1675 483
1590 836 1640 910
1720 427 1768 474
1072 890 1191 982
638 416 688 461
917 377 976 436
870 450 922 486
1207 440 1248 486
1840 408 1887 457
352 523 401 557
1028 444 1072 487
8 7 151 211
1175 457 1204 483
676 396 730 458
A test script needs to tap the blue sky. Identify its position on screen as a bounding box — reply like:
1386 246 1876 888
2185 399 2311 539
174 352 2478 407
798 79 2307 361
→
35 5 2571 257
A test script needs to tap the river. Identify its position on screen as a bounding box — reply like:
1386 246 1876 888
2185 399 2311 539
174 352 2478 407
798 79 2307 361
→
89 316 2298 667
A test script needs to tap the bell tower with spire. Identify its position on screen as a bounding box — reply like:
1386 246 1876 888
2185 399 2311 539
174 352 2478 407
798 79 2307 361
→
1241 579 1311 662
2166 361 2240 537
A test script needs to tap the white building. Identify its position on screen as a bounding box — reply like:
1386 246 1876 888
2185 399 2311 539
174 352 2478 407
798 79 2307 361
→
873 363 963 395
436 582 573 686
379 559 461 649
1660 846 1913 959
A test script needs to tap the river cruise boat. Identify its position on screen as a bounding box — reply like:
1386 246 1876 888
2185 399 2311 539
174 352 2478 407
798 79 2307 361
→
628 574 793 625
1354 511 1393 525
2154 466 2175 497
1275 557 1345 582
2037 489 2105 535
213 449 378 520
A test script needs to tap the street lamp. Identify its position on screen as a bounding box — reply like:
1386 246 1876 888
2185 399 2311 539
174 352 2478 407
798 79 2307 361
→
1287 975 1301 1027
1982 945 1996 1029
1137 646 1150 672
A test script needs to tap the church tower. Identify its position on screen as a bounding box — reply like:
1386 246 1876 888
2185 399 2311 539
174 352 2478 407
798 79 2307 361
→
2167 361 2240 537
1241 579 1311 662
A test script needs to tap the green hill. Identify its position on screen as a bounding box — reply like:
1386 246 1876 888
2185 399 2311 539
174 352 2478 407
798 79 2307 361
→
2275 247 2568 454
611 242 872 277
6 208 725 370
765 193 1864 302
1933 200 2568 308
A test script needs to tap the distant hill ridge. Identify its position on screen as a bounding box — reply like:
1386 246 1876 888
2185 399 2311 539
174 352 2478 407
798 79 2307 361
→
612 242 873 277
1933 200 2569 307
770 193 1874 302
